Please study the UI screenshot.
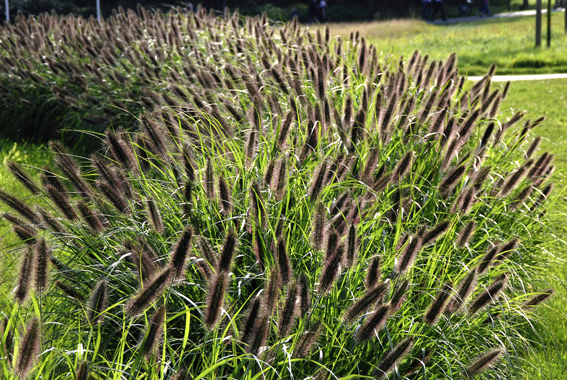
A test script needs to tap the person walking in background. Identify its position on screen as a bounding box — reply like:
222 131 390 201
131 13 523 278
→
422 0 431 20
318 0 327 23
430 0 446 22
308 0 319 24
479 0 491 16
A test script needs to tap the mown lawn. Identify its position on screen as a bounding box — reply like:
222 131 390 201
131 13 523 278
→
322 12 567 75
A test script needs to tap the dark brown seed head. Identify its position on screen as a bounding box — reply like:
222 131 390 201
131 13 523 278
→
309 160 328 203
204 158 215 199
278 282 299 338
421 220 450 245
439 165 466 196
465 349 503 378
344 282 390 323
424 281 453 325
55 281 85 301
395 236 422 275
346 224 358 268
457 221 476 248
523 289 554 308
204 272 228 329
389 280 409 314
127 267 172 316
170 227 193 279
77 200 105 234
294 322 321 358
319 244 344 293
241 297 262 344
373 338 414 379
299 272 311 317
146 197 164 234
35 238 49 291
218 230 237 274
477 245 500 275
265 268 281 316
141 305 166 357
7 162 39 194
15 246 34 303
468 275 508 315
277 238 293 285
247 314 270 356
356 304 390 342
75 360 90 380
365 256 381 289
15 317 41 378
391 151 413 184
495 238 519 262
87 279 108 324
447 269 478 315
13 224 38 245
0 189 41 225
311 202 326 252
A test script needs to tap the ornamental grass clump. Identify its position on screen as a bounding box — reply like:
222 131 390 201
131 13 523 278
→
0 6 557 380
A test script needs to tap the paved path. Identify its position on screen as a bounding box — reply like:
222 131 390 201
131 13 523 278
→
432 7 565 25
468 73 567 81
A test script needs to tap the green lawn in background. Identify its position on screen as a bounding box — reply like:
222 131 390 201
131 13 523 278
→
501 79 567 379
325 12 567 75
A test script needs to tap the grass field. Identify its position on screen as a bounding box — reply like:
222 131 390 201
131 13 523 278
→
322 12 567 75
502 79 567 379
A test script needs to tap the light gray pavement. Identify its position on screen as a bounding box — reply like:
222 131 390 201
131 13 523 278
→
431 7 565 25
468 73 567 81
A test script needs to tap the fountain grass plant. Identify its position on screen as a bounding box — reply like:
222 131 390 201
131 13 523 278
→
0 6 557 380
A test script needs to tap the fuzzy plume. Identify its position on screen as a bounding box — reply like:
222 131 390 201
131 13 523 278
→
424 282 453 324
477 245 501 275
141 305 166 357
15 317 41 378
265 269 281 316
97 180 129 214
457 221 476 248
248 314 270 356
346 224 358 268
373 338 414 379
15 246 34 303
170 227 193 279
218 175 232 215
500 167 528 197
294 322 321 358
421 220 450 245
465 349 503 378
7 162 39 194
204 158 215 199
13 224 38 245
523 289 554 308
278 281 299 337
356 304 390 342
87 279 108 324
218 229 237 273
127 267 172 316
75 361 90 380
440 165 466 196
34 238 49 291
495 238 519 262
249 181 267 228
204 272 228 329
391 151 413 184
311 202 326 252
308 160 328 202
319 244 344 293
344 282 390 323
77 200 105 234
389 280 409 313
365 257 381 289
241 297 262 344
299 272 311 317
146 197 164 234
277 237 293 284
468 275 508 315
0 189 41 225
395 236 422 274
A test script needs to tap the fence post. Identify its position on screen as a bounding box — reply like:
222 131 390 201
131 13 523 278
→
547 0 551 46
5 0 8 22
536 0 542 46
97 0 101 21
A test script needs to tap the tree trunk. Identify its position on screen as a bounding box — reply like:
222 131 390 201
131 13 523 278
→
522 0 529 9
536 0 542 46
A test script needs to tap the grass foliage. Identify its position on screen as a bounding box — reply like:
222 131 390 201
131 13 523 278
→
0 7 558 380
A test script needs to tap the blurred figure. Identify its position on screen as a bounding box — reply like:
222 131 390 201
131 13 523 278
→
318 0 327 22
479 0 491 16
422 0 431 20
308 0 319 24
430 0 446 22
291 6 299 19
184 2 194 13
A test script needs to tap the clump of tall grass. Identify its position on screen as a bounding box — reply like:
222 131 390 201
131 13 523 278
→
0 6 556 380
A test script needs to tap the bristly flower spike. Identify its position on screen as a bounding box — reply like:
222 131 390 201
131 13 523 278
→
87 279 108 324
373 338 414 379
204 272 228 329
15 317 41 378
218 229 237 273
15 246 34 303
424 282 453 324
465 349 503 378
365 256 381 289
356 304 390 342
35 238 49 291
457 221 476 247
140 305 166 357
7 162 40 194
169 227 193 279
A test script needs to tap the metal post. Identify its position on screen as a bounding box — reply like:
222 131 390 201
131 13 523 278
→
547 0 551 46
96 0 101 21
5 0 9 22
536 0 542 46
